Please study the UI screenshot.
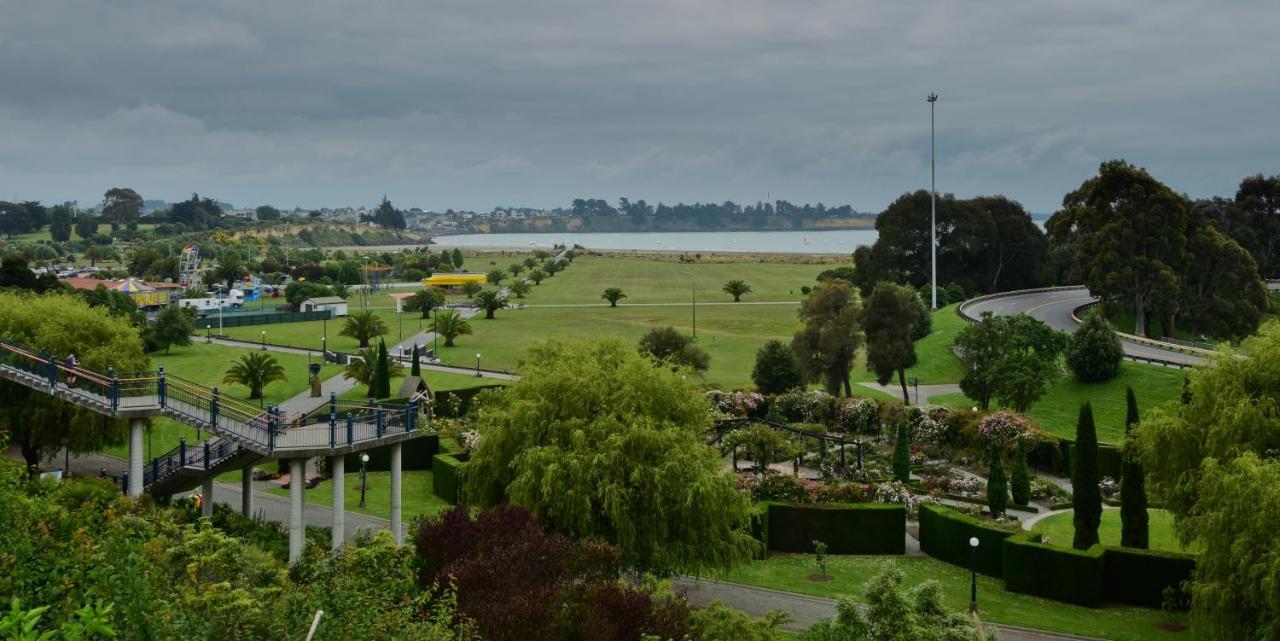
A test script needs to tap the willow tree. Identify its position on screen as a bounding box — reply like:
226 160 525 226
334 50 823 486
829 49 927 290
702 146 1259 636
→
0 292 149 473
465 338 756 574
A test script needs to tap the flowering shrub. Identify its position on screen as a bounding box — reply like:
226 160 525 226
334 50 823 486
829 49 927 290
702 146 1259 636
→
459 430 482 453
978 411 1036 448
706 390 764 417
768 389 835 424
836 398 880 433
738 472 871 505
872 480 934 517
1029 477 1072 501
1099 476 1119 499
946 476 986 496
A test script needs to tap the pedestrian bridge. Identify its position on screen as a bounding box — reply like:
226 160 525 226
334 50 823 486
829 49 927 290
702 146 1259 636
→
0 336 426 560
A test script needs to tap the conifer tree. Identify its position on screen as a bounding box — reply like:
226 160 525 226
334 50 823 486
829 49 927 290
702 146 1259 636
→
987 446 1008 516
1120 387 1149 548
374 339 392 399
892 421 911 483
1010 438 1031 506
1072 402 1102 549
411 343 421 377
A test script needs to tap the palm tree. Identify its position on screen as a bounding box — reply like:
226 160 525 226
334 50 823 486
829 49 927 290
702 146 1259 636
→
528 269 546 285
723 279 752 302
406 287 446 318
509 263 525 276
523 257 538 269
473 289 508 319
211 254 247 291
601 287 627 307
430 309 472 347
223 352 287 400
340 310 388 348
510 280 531 299
485 268 507 286
331 282 351 300
343 346 402 396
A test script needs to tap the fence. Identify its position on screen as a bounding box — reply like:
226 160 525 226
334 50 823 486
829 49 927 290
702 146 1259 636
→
195 310 333 329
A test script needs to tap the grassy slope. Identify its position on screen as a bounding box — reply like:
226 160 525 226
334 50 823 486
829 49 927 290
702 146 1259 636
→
1030 508 1189 553
338 371 508 401
711 554 1196 641
932 361 1185 444
852 304 967 385
264 470 449 522
102 342 341 459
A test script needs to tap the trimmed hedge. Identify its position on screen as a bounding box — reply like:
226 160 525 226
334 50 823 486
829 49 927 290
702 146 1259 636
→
918 504 1018 577
1003 533 1105 607
1103 546 1196 608
1063 441 1123 481
343 434 438 472
431 453 468 505
759 502 905 555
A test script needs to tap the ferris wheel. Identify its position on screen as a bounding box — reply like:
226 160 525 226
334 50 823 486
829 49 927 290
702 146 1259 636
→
179 244 203 287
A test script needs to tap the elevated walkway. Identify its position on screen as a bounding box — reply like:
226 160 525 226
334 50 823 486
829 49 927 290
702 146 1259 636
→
0 336 425 560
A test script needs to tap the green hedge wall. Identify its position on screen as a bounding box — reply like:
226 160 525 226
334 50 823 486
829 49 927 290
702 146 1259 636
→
1063 441 1123 481
918 504 1017 577
431 453 468 505
760 502 905 555
343 434 438 472
1003 533 1105 607
1103 546 1196 608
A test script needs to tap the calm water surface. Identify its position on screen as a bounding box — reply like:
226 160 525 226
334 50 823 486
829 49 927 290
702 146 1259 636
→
430 229 879 255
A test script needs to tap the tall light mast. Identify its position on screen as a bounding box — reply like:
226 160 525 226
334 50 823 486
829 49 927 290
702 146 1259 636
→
927 93 939 310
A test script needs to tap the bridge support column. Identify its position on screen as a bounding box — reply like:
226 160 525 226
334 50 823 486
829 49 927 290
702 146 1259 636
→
288 458 306 563
330 455 345 550
390 443 403 545
241 466 254 518
127 418 145 498
201 476 214 517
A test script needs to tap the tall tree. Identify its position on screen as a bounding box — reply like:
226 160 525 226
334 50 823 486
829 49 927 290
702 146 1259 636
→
451 248 464 271
891 422 911 483
101 187 143 230
862 282 917 403
751 339 805 395
790 280 862 396
464 338 756 574
254 205 282 221
148 305 195 354
340 310 388 348
722 280 752 302
1072 403 1102 550
987 446 1008 516
1066 312 1124 382
429 309 472 347
1046 160 1191 337
223 352 287 400
954 312 1005 409
1177 220 1268 340
211 254 247 291
47 205 72 242
1011 438 1031 506
373 339 392 398
991 315 1067 413
1120 387 1148 549
74 214 99 240
410 343 421 377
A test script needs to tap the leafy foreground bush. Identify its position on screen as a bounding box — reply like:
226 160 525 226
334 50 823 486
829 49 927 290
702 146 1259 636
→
799 568 997 641
1066 312 1123 382
416 505 788 641
0 468 473 640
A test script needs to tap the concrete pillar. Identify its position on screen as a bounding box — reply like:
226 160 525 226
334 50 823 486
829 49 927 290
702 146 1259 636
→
330 455 345 550
289 458 306 563
201 476 214 517
241 466 254 518
127 418 145 497
390 443 403 545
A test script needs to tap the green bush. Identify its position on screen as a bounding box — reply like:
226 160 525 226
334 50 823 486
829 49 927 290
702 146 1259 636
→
432 385 504 418
1102 546 1196 608
1066 312 1123 382
760 502 904 555
1003 533 1105 606
343 434 438 472
918 504 1016 577
1063 441 1122 484
432 453 468 504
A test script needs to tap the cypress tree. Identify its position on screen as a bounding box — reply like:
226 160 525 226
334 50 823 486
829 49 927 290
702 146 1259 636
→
411 343 421 377
1120 387 1149 548
987 446 1008 516
374 339 392 399
1010 438 1031 506
892 421 911 483
1072 402 1102 550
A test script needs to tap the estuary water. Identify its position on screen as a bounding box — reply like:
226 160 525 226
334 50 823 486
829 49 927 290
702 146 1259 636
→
429 229 879 255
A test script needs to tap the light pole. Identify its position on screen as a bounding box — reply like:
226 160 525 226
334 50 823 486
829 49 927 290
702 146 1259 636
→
261 330 267 350
969 536 980 612
680 271 697 340
358 453 370 508
362 256 369 310
432 308 438 358
321 335 327 361
928 93 939 310
475 352 481 377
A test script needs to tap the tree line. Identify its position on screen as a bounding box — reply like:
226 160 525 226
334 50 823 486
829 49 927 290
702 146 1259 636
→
567 197 870 230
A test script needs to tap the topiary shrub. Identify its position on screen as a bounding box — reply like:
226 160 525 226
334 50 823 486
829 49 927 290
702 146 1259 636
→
1066 312 1124 382
892 421 911 483
987 446 1008 516
1010 438 1031 506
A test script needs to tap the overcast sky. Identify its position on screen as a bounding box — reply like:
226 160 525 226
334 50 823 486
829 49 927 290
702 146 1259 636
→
1 0 1276 213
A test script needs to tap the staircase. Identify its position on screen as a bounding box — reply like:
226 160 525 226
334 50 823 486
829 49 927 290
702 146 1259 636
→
143 436 266 497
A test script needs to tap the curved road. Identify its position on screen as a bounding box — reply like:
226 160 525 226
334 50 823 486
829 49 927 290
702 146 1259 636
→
960 287 1206 367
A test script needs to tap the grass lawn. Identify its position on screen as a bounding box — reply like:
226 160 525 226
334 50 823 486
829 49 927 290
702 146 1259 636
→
851 304 967 385
338 371 508 402
710 553 1197 641
931 361 1186 444
1030 508 1191 553
264 470 450 522
101 342 342 459
219 307 425 354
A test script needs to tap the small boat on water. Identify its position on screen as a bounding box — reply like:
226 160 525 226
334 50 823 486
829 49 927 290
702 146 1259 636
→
803 236 811 244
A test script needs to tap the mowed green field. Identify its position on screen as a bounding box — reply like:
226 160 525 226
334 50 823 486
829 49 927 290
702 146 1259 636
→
1030 508 1190 553
711 553 1193 641
102 342 342 459
931 361 1186 444
264 470 450 522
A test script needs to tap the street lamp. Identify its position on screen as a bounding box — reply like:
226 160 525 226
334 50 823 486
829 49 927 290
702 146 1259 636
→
969 536 980 612
358 453 370 507
321 335 327 361
475 352 481 377
680 271 697 340
928 93 939 310
261 330 267 350
432 308 438 358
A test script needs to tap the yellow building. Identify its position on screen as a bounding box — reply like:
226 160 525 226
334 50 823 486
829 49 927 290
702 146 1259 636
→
423 273 487 289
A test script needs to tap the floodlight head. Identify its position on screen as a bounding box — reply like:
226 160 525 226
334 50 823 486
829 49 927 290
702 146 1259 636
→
969 537 980 548
927 93 938 102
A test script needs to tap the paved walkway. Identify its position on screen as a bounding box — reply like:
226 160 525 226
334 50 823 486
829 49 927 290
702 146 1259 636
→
855 381 963 404
671 577 1104 640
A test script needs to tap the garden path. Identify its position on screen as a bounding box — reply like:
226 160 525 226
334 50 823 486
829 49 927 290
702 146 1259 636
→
855 381 963 404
